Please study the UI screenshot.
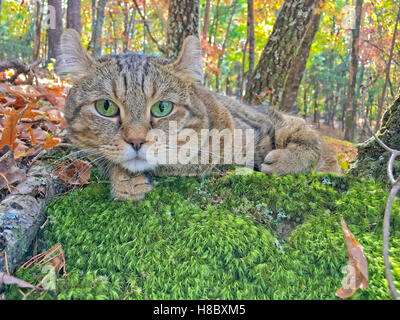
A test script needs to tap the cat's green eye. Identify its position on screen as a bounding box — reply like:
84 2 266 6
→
151 101 173 118
95 100 120 117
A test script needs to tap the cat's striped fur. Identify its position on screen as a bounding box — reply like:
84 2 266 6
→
57 29 340 201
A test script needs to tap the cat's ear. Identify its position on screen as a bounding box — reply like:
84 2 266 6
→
56 29 95 82
170 36 203 82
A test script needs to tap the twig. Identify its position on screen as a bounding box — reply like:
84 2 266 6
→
132 0 167 55
360 77 400 300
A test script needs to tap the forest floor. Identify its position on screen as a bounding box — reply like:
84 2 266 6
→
4 169 400 300
1 73 399 300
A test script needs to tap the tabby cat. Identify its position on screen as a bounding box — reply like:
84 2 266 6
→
56 29 340 201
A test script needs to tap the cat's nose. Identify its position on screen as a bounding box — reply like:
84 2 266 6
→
129 138 146 151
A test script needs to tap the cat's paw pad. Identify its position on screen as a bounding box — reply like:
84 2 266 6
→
112 175 153 201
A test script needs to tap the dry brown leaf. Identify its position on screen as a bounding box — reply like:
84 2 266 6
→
54 159 92 186
0 271 42 291
0 145 27 190
336 215 369 299
7 85 41 100
0 107 24 150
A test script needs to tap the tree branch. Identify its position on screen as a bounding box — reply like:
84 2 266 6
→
132 0 167 55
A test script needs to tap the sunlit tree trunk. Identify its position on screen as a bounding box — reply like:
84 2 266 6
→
47 0 63 62
344 0 363 142
67 0 82 34
247 0 255 77
33 0 44 60
244 0 319 106
167 0 200 60
88 0 108 57
280 9 322 113
202 0 211 39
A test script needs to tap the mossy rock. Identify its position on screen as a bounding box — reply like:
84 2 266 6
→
4 170 400 300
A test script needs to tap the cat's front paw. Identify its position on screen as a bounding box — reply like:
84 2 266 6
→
111 174 153 201
260 149 292 175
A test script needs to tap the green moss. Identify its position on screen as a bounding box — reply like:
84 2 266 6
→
4 170 400 300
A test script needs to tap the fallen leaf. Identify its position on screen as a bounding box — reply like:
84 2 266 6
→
42 136 60 149
0 272 43 291
336 216 368 299
0 145 27 190
0 108 24 150
54 159 92 186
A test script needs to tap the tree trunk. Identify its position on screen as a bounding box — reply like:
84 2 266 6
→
88 0 108 57
47 0 63 62
167 0 200 60
244 0 320 106
374 5 400 132
202 0 211 39
33 0 44 60
280 9 322 112
344 0 363 142
67 0 82 34
349 95 400 185
247 0 255 76
216 0 238 91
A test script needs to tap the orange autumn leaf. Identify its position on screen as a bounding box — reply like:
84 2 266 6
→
0 108 24 150
14 147 36 160
21 102 45 122
336 216 368 299
42 136 60 149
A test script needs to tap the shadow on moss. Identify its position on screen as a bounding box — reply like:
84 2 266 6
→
4 169 400 300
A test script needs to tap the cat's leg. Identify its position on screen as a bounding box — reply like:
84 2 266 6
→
111 166 153 201
260 117 321 175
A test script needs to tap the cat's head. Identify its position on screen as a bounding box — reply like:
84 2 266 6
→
56 29 209 173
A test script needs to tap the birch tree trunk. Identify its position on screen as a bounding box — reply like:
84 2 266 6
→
167 0 200 60
244 0 319 106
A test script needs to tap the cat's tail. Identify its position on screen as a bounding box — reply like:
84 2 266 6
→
316 141 342 175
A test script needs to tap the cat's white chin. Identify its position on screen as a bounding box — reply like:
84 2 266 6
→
121 157 157 173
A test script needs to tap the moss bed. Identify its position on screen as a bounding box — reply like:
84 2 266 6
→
4 169 400 300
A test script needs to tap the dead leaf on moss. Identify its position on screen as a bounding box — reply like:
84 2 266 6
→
336 216 368 299
0 271 42 291
54 159 92 186
0 145 26 191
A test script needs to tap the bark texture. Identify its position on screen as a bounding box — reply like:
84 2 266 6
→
88 0 108 57
47 0 63 61
0 163 64 275
67 0 82 34
244 0 319 106
247 0 255 76
344 0 363 141
349 95 400 184
167 0 200 60
280 10 322 113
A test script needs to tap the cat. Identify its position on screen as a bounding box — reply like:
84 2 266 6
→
56 29 341 201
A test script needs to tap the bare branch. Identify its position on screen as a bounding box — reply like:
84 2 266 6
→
132 0 167 55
